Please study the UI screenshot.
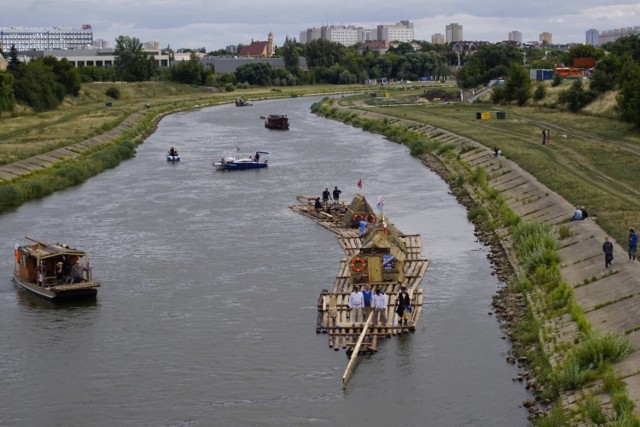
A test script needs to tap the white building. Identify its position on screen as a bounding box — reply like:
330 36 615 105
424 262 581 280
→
299 21 413 46
599 26 640 45
508 31 522 43
377 21 414 43
0 25 93 51
446 23 463 42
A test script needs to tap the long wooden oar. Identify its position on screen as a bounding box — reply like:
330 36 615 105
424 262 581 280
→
342 310 374 385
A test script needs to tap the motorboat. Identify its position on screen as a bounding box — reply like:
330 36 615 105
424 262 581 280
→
166 155 181 162
212 151 269 171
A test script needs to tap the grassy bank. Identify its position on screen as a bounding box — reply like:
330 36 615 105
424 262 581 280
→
311 97 638 425
335 89 640 251
0 82 371 213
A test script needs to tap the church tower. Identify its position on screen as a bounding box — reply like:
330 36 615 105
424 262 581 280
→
267 32 274 57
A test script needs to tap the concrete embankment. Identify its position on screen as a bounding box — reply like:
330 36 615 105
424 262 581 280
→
330 106 640 416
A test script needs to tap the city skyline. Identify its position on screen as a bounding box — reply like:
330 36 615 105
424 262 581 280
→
3 0 640 50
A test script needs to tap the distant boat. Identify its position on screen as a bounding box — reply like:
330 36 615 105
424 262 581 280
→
235 98 253 107
167 148 180 162
212 151 269 171
265 115 289 130
13 237 100 300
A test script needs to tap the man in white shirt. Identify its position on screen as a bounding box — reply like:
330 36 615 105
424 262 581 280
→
348 286 364 324
372 288 388 326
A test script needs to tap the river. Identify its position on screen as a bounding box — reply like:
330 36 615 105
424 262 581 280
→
0 96 530 426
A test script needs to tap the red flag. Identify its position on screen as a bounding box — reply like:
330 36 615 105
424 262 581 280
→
357 179 362 189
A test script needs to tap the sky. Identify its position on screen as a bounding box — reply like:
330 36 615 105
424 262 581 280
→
4 0 640 51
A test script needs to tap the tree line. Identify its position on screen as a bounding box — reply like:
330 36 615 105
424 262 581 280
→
2 34 640 127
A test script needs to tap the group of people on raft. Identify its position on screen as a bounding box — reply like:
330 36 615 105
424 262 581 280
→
348 284 412 326
314 186 342 212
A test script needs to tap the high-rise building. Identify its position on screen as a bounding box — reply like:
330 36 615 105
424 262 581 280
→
539 32 553 44
431 33 445 44
599 26 640 44
508 31 522 43
585 29 599 46
299 21 412 46
0 25 93 51
377 21 414 43
446 23 463 43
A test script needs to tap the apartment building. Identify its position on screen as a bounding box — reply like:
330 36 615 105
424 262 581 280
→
446 23 463 43
0 25 93 51
299 21 412 46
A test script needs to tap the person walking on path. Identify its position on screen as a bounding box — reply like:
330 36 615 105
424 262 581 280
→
541 129 547 145
628 228 638 261
603 237 614 268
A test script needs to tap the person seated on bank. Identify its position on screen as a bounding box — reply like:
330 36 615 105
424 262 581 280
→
570 207 583 221
314 197 323 213
71 260 84 283
580 206 589 219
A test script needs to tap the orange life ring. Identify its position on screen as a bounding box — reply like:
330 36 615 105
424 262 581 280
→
366 213 376 223
351 257 366 273
353 213 364 222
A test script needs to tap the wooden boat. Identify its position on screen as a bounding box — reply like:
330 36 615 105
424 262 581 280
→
291 194 429 384
13 237 100 300
264 114 289 130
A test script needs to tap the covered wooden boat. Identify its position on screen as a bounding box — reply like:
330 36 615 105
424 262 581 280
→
13 237 100 300
264 114 289 130
235 98 253 106
291 194 429 383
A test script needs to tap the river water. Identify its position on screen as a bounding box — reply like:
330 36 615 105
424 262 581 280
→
0 96 530 426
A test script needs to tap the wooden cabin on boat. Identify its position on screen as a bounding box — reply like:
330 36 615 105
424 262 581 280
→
264 114 289 130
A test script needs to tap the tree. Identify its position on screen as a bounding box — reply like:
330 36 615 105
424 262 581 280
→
170 53 205 85
303 39 346 68
0 72 16 113
503 62 532 105
615 59 640 126
234 62 273 85
114 35 157 81
12 58 63 112
7 45 21 75
281 37 301 75
558 79 593 112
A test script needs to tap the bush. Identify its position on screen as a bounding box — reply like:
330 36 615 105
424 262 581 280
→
105 86 121 99
224 83 235 92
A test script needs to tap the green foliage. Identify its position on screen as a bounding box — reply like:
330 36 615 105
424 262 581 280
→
551 75 563 87
582 396 607 424
615 59 640 127
105 86 121 99
456 43 521 88
234 62 273 86
554 358 595 390
533 83 546 101
573 331 631 368
169 53 205 85
0 71 16 113
114 35 158 82
556 224 573 239
11 58 65 112
503 62 532 106
224 83 235 92
558 79 593 112
282 37 301 75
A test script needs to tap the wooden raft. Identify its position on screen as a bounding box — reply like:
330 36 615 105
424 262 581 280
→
291 195 430 383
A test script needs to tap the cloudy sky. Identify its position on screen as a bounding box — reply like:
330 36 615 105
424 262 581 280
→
5 0 640 50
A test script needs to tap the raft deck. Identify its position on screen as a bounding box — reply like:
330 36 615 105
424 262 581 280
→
290 198 429 359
